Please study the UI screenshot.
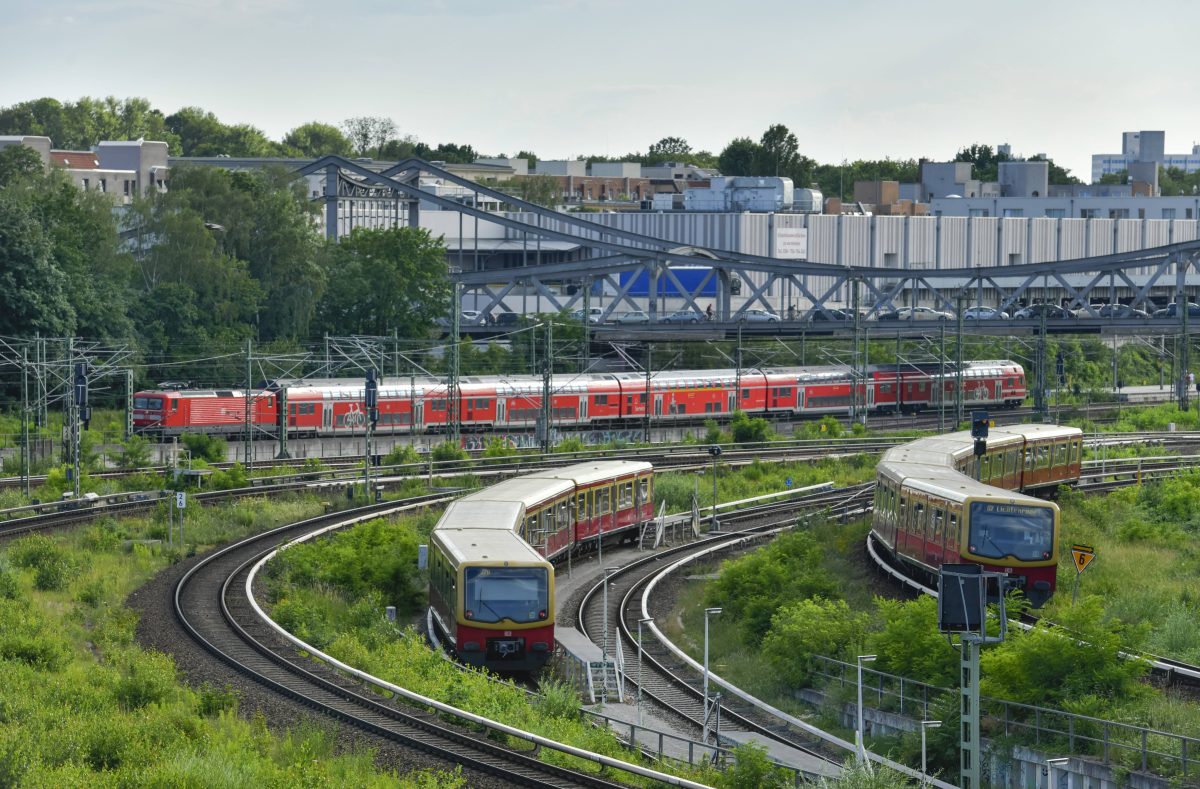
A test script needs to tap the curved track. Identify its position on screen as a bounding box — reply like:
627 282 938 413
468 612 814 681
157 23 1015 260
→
174 494 630 789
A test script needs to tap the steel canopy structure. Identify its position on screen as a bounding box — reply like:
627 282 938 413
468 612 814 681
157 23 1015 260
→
297 156 1200 323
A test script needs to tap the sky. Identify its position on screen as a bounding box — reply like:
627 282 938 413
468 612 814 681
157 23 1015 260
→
5 0 1200 180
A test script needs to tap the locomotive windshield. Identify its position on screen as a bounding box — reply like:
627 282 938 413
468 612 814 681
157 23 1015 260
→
464 566 549 624
133 396 164 410
967 502 1054 562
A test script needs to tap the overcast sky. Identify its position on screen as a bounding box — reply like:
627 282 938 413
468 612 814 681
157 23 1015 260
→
5 0 1199 180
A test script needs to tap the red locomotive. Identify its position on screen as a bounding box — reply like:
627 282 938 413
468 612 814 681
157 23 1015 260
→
132 360 1026 439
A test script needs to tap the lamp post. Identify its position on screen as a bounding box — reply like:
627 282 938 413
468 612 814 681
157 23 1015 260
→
856 654 877 765
703 607 722 744
920 719 942 787
601 567 618 704
637 616 653 728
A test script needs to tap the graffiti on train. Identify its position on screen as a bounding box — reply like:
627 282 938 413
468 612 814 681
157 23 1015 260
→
460 430 645 451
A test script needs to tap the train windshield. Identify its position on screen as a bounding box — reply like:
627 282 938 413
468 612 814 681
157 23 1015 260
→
967 502 1054 562
133 396 164 410
464 566 549 624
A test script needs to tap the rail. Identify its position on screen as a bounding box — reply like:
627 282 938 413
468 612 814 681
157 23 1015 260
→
243 511 714 789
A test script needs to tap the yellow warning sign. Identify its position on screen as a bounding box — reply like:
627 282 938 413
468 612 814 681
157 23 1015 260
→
1071 544 1096 574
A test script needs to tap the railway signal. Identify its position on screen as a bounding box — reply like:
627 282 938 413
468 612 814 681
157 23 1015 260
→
971 410 989 461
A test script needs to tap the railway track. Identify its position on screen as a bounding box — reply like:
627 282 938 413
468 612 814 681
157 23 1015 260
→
574 486 875 779
174 493 636 789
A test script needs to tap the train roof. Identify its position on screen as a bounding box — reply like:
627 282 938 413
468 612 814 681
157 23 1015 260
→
1001 424 1082 442
432 527 548 566
526 460 653 486
454 475 576 510
877 458 1053 507
433 499 525 532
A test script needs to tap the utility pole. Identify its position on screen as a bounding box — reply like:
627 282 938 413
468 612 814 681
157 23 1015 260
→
734 322 743 414
643 342 652 444
851 279 862 422
583 277 592 370
938 319 946 433
124 369 134 440
1181 266 1191 411
1035 309 1048 421
540 321 553 454
276 386 289 459
21 347 30 496
244 339 253 469
365 369 378 500
955 295 965 425
448 282 462 447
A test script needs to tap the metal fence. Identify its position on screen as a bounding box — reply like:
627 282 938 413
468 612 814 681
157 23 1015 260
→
810 654 1199 779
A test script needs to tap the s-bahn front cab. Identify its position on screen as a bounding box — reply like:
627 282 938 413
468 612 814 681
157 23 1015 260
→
459 563 554 670
960 496 1059 607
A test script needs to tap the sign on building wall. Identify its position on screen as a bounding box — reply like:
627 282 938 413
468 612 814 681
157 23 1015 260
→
773 227 808 259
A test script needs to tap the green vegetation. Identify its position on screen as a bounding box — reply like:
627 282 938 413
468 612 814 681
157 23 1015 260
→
653 455 877 512
0 494 460 786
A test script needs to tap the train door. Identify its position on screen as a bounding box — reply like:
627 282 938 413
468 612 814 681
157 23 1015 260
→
866 384 876 410
796 386 805 413
727 390 736 412
653 394 663 417
322 403 333 434
580 396 588 422
495 398 505 425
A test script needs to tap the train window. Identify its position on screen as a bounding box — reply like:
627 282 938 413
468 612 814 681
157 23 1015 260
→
171 401 179 411
948 513 958 546
1070 440 1080 465
1038 446 1049 469
934 509 945 539
1024 448 1034 470
880 384 891 394
1054 443 1067 467
639 477 650 504
525 515 536 540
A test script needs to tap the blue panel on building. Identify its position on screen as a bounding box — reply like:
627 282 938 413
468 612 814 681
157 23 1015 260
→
617 267 717 297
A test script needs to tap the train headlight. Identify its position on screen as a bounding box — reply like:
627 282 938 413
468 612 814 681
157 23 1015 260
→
1042 551 1050 559
538 609 547 620
465 610 473 620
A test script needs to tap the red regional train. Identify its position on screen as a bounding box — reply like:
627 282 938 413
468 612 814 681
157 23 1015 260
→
428 461 653 672
132 360 1026 438
872 424 1082 607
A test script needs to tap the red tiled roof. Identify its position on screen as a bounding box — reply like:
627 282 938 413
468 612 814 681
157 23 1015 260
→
50 150 98 169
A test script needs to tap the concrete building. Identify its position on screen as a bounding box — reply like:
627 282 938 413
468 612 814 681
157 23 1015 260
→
0 134 51 164
920 161 980 200
929 194 1200 220
590 162 641 178
474 157 528 176
998 160 1049 197
535 159 587 177
1092 130 1200 181
95 140 169 197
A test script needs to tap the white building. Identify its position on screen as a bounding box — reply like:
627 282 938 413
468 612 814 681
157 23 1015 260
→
1091 130 1200 182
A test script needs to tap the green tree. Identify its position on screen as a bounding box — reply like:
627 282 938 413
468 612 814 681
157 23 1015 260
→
716 742 793 789
761 597 868 686
0 191 75 336
341 116 397 157
282 122 352 157
0 98 72 145
869 596 958 686
718 137 762 176
954 143 1006 182
647 136 692 162
165 107 277 156
315 226 451 337
760 124 799 177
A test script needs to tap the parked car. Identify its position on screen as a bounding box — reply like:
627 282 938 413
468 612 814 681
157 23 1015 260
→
1013 304 1074 320
568 307 604 324
962 306 1009 320
1152 302 1200 318
615 310 651 324
809 308 856 322
493 311 521 326
460 309 484 325
877 306 954 321
737 308 780 323
1084 304 1151 319
661 309 703 324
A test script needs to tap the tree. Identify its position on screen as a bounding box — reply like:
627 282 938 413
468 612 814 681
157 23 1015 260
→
341 116 397 157
514 174 561 207
314 226 450 338
516 150 539 169
1028 154 1080 186
282 122 352 157
761 597 868 686
718 137 763 176
0 192 75 336
954 143 1007 183
760 124 799 177
868 596 958 686
647 136 692 162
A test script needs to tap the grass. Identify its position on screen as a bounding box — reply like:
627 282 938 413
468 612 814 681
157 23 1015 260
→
0 492 464 787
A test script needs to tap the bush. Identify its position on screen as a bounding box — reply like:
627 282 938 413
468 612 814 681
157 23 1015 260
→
197 683 240 717
383 443 421 468
430 441 467 466
869 596 958 686
181 432 228 463
716 742 793 789
8 534 76 591
729 410 772 444
115 435 153 470
553 436 586 454
761 598 868 686
113 649 178 710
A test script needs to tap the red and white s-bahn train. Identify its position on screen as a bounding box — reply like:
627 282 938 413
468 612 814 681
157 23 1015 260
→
132 360 1027 438
428 460 654 673
872 424 1083 607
